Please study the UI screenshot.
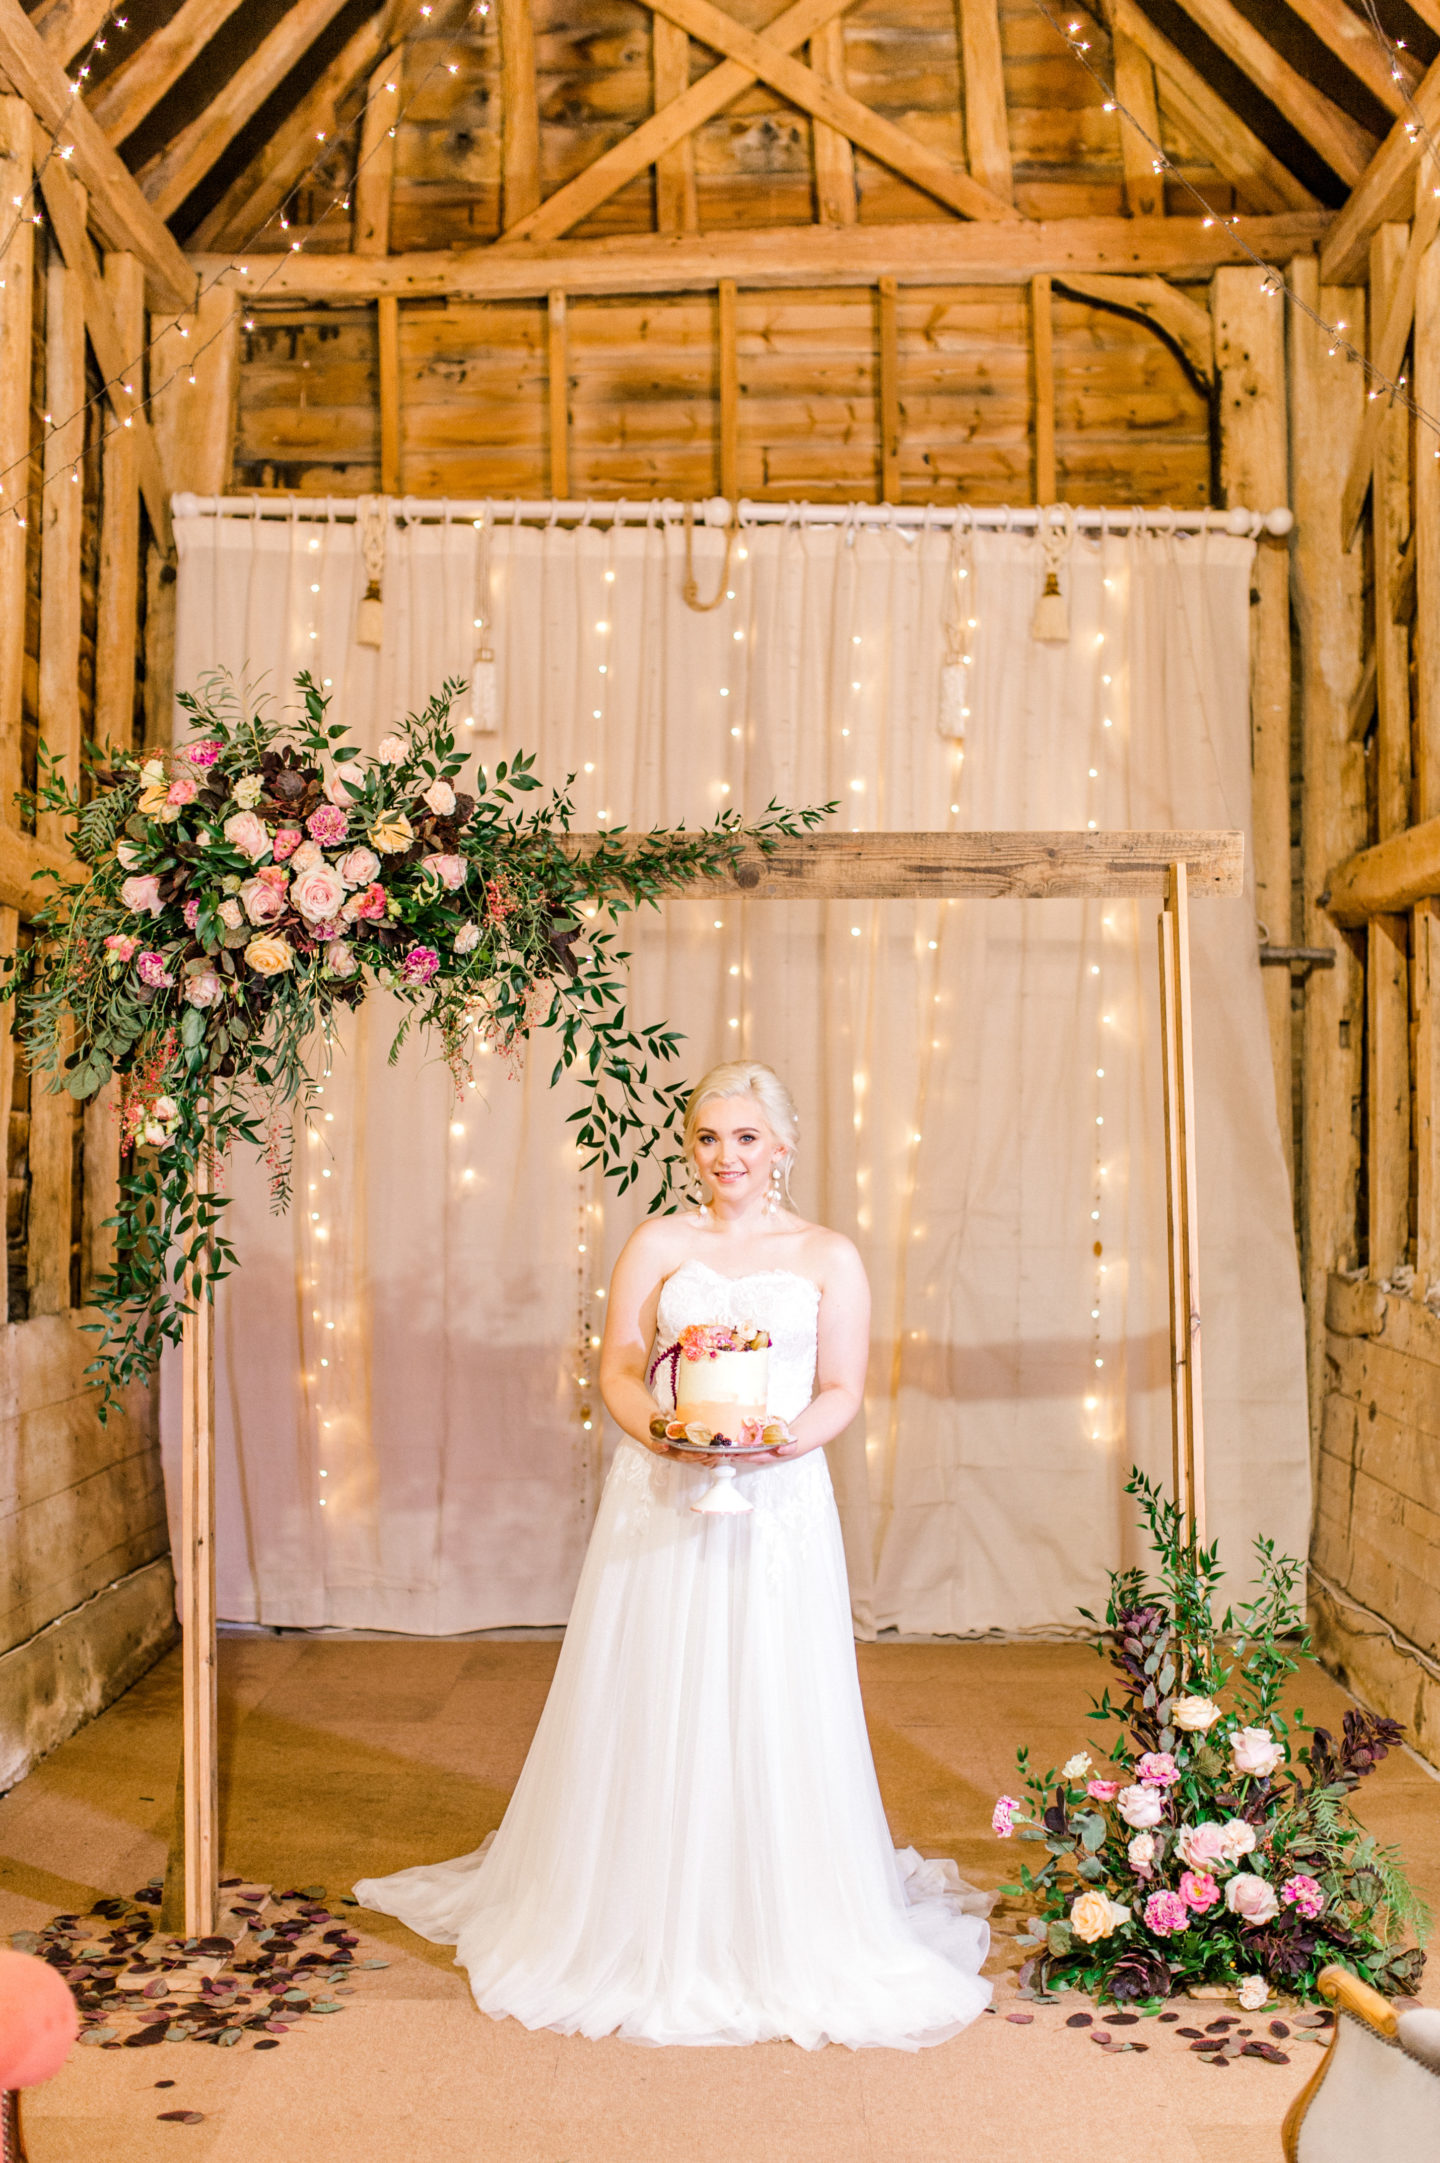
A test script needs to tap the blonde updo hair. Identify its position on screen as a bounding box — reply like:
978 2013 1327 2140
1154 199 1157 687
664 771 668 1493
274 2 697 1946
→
682 1060 800 1205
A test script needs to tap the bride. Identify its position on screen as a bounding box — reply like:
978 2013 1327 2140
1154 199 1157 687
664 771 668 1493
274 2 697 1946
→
354 1059 992 2049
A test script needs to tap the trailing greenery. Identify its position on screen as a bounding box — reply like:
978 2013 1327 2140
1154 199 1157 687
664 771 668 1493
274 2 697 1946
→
4 671 835 1410
993 1469 1428 2008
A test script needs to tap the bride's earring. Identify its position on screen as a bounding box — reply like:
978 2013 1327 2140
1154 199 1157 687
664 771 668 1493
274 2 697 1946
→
687 1165 707 1209
766 1159 784 1216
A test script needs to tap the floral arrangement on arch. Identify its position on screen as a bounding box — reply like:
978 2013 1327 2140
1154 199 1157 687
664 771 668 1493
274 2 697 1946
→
993 1471 1428 2009
3 670 833 1408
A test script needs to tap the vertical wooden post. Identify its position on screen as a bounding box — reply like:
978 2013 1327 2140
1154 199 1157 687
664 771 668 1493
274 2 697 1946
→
1158 862 1206 1542
547 288 568 500
377 295 402 497
810 18 857 225
1415 237 1440 1283
1213 265 1292 1183
499 0 540 230
181 1143 218 1940
1031 272 1056 505
95 252 144 754
1368 223 1413 1280
0 905 16 1320
1289 255 1366 1449
1113 31 1164 217
955 0 1012 204
717 277 738 505
38 229 86 852
653 18 698 234
353 52 400 258
0 98 33 829
878 275 900 506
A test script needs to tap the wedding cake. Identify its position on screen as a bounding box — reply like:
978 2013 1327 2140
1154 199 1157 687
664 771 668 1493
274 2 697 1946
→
657 1322 771 1446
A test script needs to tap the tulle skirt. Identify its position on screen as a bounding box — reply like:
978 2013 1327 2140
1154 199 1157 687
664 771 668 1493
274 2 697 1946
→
354 1441 992 2050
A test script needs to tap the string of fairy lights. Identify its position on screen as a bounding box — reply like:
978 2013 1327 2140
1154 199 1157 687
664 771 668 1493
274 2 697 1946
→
0 0 490 524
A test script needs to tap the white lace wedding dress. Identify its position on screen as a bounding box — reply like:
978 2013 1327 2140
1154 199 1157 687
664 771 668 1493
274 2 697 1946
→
353 1260 993 2049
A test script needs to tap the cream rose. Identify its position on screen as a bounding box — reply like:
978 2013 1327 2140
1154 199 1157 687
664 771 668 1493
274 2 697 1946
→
1117 1784 1164 1829
371 811 414 855
232 773 263 809
1219 1818 1258 1863
292 865 348 923
1060 1752 1092 1782
1172 1695 1222 1732
1225 1873 1279 1925
217 897 245 931
116 842 140 869
1236 1975 1270 2011
337 845 381 887
223 809 272 862
422 778 456 817
244 933 294 976
183 970 224 1009
1127 1832 1158 1874
1230 1727 1285 1780
454 921 481 953
326 761 365 806
377 734 405 764
1070 1890 1124 1945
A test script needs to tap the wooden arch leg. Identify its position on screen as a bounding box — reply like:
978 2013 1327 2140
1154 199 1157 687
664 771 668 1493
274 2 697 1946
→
180 1147 218 1938
1158 861 1207 1543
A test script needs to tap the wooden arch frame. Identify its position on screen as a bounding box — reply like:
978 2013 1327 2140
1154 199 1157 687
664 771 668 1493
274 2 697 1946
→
177 829 1241 1933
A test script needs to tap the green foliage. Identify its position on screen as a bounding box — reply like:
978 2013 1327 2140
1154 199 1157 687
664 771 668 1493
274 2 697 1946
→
3 672 836 1413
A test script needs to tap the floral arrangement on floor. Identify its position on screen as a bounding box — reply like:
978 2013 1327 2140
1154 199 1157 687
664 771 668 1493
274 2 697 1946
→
3 671 833 1407
993 1470 1429 2009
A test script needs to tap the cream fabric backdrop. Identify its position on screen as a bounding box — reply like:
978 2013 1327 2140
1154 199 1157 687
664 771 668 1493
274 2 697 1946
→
164 502 1310 1636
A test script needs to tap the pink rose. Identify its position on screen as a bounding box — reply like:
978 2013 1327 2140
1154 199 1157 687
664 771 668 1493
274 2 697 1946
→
137 951 173 989
1143 1890 1189 1938
307 803 348 847
223 809 271 863
1086 1779 1120 1803
217 898 244 931
120 874 163 917
1117 1784 1164 1829
166 775 199 807
105 932 139 961
344 882 388 923
337 846 381 887
1225 1873 1280 1925
421 852 467 891
1137 1751 1180 1788
272 827 303 862
1281 1874 1324 1920
184 738 222 767
991 1796 1021 1839
422 778 455 817
401 944 439 985
240 875 287 926
1175 1822 1229 1872
183 970 223 1009
326 761 365 807
182 897 200 930
292 866 348 923
1179 1869 1220 1914
324 939 359 979
1230 1727 1285 1780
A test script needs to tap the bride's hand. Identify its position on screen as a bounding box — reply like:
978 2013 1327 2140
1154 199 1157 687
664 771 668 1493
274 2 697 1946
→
739 1416 801 1461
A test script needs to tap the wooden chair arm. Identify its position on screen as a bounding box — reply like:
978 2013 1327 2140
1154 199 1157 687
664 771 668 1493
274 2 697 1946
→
1317 1964 1399 2038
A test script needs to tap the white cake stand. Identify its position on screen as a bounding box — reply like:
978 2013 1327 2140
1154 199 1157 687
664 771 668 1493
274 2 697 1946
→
663 1438 772 1514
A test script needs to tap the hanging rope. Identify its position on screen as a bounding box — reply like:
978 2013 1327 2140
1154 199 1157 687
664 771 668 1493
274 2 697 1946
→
682 501 739 612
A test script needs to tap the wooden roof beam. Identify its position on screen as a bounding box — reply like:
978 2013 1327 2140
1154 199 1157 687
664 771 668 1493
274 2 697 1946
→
137 0 355 223
30 0 109 68
86 0 250 147
1326 817 1440 924
0 0 192 308
1321 57 1440 285
1113 0 1318 217
352 50 400 255
956 0 1012 206
1298 0 1420 119
1163 0 1375 189
195 211 1331 302
1339 173 1440 546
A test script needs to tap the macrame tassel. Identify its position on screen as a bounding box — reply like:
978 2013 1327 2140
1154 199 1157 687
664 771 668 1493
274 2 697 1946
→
356 579 383 649
471 647 498 732
1030 569 1069 644
938 660 969 739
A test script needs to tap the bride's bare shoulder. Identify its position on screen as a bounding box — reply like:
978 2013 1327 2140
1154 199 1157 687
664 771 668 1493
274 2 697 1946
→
796 1223 866 1287
617 1213 700 1275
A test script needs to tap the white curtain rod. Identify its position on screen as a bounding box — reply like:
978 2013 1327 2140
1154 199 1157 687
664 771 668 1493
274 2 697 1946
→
173 493 1294 539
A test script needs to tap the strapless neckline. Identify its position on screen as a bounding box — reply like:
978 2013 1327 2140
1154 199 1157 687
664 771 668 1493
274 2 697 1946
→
665 1257 821 1301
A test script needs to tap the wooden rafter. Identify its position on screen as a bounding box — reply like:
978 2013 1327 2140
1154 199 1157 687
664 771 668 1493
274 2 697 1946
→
87 0 250 146
1055 271 1213 387
1164 0 1374 188
32 0 109 67
353 50 400 255
956 0 1012 206
1112 28 1163 219
653 16 699 233
197 210 1331 302
1339 173 1440 547
809 16 856 226
187 12 389 254
1113 0 1318 217
137 0 355 222
1298 0 1419 118
1321 57 1440 285
498 0 540 227
0 0 191 307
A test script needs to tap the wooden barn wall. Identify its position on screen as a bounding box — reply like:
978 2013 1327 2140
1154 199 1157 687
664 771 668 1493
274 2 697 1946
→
233 284 1211 502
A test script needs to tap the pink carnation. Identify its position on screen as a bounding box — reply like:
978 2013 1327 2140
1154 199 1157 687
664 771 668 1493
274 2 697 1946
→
400 945 440 985
1136 1751 1180 1788
1086 1779 1120 1803
166 775 199 807
1281 1874 1325 1921
136 951 173 989
992 1796 1021 1839
1179 1869 1220 1914
344 882 387 923
183 897 200 930
307 803 348 847
184 738 222 767
272 827 304 862
1143 1889 1190 1938
104 932 139 962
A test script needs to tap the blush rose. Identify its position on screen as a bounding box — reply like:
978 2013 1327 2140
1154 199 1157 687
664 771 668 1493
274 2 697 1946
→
1225 1873 1279 1925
